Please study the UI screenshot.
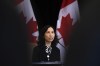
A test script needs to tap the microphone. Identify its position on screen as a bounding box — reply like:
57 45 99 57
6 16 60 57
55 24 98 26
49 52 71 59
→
57 37 67 49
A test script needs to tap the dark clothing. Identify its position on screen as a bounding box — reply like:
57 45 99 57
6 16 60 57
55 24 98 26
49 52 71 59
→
32 45 60 62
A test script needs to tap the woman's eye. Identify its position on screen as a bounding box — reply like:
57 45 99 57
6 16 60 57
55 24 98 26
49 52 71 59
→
51 31 54 34
47 31 50 33
46 31 54 34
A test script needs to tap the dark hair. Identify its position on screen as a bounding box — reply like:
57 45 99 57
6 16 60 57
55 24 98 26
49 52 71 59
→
38 25 59 47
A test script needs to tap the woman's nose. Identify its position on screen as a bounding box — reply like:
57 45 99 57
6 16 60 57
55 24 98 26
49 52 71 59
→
49 32 53 36
49 33 52 36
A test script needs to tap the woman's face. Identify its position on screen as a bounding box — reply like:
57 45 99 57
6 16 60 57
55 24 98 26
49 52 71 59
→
44 27 55 43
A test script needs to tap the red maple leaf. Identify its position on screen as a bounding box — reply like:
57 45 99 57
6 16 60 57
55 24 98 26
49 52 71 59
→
19 11 38 43
57 14 73 46
27 18 38 43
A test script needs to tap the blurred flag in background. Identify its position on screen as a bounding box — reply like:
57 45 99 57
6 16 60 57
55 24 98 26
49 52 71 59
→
15 0 39 47
56 0 80 62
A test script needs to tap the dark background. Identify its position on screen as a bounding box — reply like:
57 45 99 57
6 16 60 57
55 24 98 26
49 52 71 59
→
0 0 100 66
30 0 62 31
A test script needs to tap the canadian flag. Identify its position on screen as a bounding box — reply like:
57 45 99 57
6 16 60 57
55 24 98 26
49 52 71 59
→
15 0 39 46
56 0 80 62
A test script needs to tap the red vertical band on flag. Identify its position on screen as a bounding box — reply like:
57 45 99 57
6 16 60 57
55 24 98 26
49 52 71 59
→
61 0 75 8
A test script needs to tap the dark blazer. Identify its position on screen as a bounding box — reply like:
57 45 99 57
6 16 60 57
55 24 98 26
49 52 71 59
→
32 45 60 62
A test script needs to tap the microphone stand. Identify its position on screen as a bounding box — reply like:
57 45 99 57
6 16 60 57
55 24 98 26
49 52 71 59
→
57 37 67 49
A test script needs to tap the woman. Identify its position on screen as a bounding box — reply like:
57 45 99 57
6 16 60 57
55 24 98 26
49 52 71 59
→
32 25 60 62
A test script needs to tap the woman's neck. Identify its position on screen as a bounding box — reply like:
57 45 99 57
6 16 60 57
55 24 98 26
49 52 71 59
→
45 41 51 48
